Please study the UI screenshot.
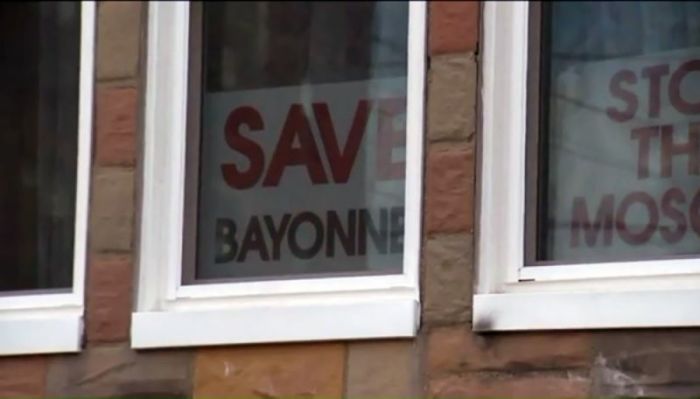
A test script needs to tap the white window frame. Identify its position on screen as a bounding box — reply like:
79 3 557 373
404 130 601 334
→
133 2 426 349
476 1 700 332
0 1 95 356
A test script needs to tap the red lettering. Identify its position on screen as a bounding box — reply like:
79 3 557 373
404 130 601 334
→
313 100 370 183
606 69 638 122
376 97 406 181
616 192 658 245
570 195 615 247
660 123 700 177
263 104 328 187
669 59 700 115
660 187 687 244
630 125 659 179
641 64 669 118
221 106 265 190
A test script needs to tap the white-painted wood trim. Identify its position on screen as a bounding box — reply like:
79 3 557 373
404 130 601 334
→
476 0 529 295
520 258 700 282
133 296 418 349
476 1 700 331
0 309 82 355
72 0 95 312
136 2 426 347
0 1 94 355
475 289 700 331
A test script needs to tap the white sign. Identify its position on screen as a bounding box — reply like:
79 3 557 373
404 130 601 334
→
196 78 408 279
547 47 700 262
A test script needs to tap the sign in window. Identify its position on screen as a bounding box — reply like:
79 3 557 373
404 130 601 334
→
183 2 410 282
528 2 700 264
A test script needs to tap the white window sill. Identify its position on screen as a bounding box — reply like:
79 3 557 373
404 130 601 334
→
0 308 82 355
132 295 418 349
474 289 700 331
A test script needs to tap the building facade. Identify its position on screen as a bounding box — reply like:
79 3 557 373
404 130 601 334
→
1 1 700 397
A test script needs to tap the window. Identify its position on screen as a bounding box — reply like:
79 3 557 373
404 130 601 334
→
134 1 425 348
0 2 94 355
477 1 700 331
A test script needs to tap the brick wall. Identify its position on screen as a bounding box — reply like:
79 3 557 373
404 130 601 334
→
2 2 700 398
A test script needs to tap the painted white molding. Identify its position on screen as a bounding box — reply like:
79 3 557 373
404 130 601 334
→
134 1 426 348
475 1 700 331
0 1 95 355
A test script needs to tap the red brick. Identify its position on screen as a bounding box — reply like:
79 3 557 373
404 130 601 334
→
427 326 592 376
96 86 137 166
430 371 590 398
429 1 479 55
424 145 474 233
86 254 133 343
0 356 46 397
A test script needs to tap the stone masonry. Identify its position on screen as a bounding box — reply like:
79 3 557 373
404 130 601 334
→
2 2 700 398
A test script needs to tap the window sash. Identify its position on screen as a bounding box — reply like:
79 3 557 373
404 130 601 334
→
0 0 94 355
475 1 700 332
134 1 425 348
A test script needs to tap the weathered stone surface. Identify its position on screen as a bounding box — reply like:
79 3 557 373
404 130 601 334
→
96 85 138 166
591 330 700 397
428 53 476 143
86 254 132 343
46 344 193 397
0 356 46 397
194 343 345 398
89 167 134 252
346 340 420 397
422 234 473 325
97 2 142 80
424 144 474 234
429 1 479 55
430 371 590 398
428 326 592 375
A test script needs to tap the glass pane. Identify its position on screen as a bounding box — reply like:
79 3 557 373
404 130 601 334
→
534 1 700 263
0 3 81 291
189 1 409 282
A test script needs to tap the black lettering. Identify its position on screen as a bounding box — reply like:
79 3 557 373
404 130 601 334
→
264 214 291 260
390 207 404 254
236 216 270 262
358 208 388 255
288 212 324 259
215 218 237 263
326 210 356 257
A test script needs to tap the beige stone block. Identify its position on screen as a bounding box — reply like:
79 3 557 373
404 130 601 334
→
422 234 473 325
428 53 477 143
194 343 345 398
346 340 420 397
89 167 135 252
97 2 143 80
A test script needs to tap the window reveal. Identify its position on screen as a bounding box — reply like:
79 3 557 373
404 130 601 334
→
529 1 700 264
186 2 410 282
